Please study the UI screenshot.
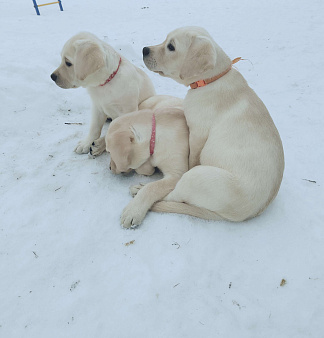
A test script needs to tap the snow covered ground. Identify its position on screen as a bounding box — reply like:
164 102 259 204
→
1 0 324 337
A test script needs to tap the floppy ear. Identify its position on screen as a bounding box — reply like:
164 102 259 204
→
180 36 216 80
130 125 142 143
120 130 135 159
74 40 105 81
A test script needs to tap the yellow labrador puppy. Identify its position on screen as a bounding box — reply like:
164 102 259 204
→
51 32 155 154
106 108 189 228
89 94 183 156
143 26 284 222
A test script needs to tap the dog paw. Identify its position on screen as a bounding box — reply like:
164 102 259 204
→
135 163 155 176
89 137 106 157
120 202 147 228
74 139 92 154
129 183 145 197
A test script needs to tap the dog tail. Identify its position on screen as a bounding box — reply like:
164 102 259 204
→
151 201 225 221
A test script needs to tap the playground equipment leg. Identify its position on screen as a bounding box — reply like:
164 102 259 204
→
32 0 64 15
32 0 40 15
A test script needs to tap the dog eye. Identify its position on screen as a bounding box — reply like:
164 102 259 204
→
65 61 72 67
167 43 175 52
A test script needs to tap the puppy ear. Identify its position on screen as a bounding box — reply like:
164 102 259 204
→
180 36 216 80
74 40 105 81
112 130 134 171
130 126 141 143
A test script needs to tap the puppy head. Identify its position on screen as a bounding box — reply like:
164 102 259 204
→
106 129 134 174
51 32 116 88
106 117 150 174
143 26 229 86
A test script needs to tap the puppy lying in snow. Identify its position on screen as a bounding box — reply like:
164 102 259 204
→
143 26 285 221
106 107 189 228
89 94 183 156
51 32 155 154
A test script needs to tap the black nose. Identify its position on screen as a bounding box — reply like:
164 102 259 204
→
51 73 57 82
142 47 150 57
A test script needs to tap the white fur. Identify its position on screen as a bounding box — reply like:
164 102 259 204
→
105 108 189 228
51 32 156 154
143 26 285 221
90 94 184 156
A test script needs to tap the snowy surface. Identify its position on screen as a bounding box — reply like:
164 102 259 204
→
1 0 324 337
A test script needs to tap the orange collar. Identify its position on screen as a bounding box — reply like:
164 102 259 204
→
190 57 242 89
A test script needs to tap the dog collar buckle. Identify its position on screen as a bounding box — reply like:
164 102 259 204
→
189 57 242 90
196 80 206 87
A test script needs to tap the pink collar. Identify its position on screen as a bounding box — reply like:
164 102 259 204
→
99 57 122 86
150 113 156 156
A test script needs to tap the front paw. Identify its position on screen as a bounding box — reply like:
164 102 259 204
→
129 183 145 197
89 137 106 157
74 139 93 154
120 202 147 228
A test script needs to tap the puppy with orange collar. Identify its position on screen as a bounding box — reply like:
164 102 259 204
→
106 107 189 228
143 26 285 221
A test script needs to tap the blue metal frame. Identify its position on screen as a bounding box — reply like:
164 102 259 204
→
58 0 63 11
32 0 64 15
32 0 40 15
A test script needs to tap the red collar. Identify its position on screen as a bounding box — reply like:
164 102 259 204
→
99 57 122 86
189 57 242 89
150 113 156 156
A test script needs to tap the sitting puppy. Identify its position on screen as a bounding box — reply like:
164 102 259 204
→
51 32 156 154
106 108 189 228
143 26 285 221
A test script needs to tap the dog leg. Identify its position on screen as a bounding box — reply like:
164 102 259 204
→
129 183 146 197
89 137 106 156
75 108 107 154
188 132 207 169
121 176 180 228
163 165 252 222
